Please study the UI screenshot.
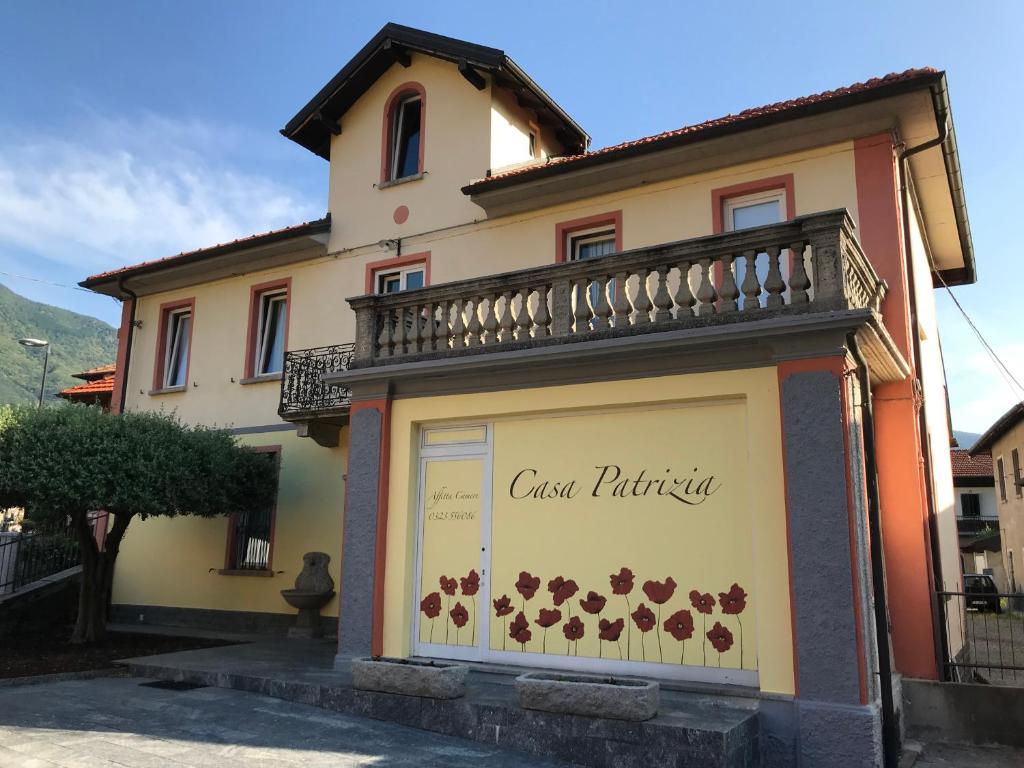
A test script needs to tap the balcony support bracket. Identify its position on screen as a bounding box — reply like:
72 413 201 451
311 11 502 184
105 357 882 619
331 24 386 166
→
296 421 341 448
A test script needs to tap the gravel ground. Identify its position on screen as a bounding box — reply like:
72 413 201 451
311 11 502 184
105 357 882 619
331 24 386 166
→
958 609 1024 686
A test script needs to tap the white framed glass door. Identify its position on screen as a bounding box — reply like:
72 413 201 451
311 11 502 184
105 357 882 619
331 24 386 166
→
412 427 492 661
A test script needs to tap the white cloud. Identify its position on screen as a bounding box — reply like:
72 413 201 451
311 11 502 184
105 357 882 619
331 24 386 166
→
0 112 320 276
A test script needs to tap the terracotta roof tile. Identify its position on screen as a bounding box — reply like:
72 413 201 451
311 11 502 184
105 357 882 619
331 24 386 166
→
58 375 115 398
472 67 940 188
951 448 992 478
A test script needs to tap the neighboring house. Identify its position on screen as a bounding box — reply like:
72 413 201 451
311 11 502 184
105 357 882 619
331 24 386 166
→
951 447 1004 588
80 24 978 765
57 364 116 410
971 403 1024 593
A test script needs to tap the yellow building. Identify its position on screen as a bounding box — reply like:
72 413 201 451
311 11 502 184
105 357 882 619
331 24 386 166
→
82 24 977 766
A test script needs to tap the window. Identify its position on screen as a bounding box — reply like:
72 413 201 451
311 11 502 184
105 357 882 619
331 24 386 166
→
377 265 425 294
155 302 193 391
390 95 422 181
254 289 287 375
225 449 279 572
723 189 786 303
569 227 617 262
961 493 981 518
998 457 1007 502
1013 449 1022 498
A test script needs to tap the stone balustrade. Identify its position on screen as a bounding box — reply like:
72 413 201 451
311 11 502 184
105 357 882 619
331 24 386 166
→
347 210 885 366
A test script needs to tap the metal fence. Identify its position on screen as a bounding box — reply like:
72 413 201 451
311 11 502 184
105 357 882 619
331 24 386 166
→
0 528 81 595
940 589 1024 685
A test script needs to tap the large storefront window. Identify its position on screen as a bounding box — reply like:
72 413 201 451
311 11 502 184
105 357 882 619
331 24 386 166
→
414 404 757 685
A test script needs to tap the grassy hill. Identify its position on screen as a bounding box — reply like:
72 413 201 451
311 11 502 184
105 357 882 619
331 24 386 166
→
0 282 118 406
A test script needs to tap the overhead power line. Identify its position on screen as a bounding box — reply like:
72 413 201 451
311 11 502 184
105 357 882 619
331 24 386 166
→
0 270 97 294
935 271 1024 398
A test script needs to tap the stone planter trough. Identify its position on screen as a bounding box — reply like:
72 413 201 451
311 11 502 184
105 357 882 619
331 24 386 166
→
515 671 659 721
351 657 467 699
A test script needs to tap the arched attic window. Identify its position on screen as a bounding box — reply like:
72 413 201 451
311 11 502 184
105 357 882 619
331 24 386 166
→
381 82 426 183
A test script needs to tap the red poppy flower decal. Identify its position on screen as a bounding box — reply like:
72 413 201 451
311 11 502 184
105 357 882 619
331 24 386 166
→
515 571 541 600
609 567 635 595
642 577 677 605
536 608 562 628
439 576 458 596
689 590 716 615
460 570 480 597
598 617 624 642
718 583 747 615
579 591 607 615
664 609 694 641
493 594 514 617
509 611 532 645
707 621 734 653
420 592 441 619
631 603 656 632
450 602 469 629
548 576 579 606
562 616 585 641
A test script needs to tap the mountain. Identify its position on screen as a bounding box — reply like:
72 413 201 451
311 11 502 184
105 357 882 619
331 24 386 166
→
953 430 982 450
0 282 118 406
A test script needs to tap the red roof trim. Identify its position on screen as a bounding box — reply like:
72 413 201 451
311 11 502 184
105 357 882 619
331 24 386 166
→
465 67 941 193
58 376 115 397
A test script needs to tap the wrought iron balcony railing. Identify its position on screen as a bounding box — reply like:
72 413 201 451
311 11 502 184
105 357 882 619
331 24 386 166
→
279 344 354 419
347 209 888 367
956 517 1000 536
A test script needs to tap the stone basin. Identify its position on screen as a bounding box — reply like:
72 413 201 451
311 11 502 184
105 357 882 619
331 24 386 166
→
280 589 334 611
352 657 467 699
515 671 659 721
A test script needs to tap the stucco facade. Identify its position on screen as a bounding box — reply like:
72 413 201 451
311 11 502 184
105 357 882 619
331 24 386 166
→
82 23 980 767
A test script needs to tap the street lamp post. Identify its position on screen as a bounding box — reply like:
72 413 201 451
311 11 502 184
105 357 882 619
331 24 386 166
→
17 338 50 408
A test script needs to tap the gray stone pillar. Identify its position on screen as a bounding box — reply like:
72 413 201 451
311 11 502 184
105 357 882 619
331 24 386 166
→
336 400 387 664
777 364 883 767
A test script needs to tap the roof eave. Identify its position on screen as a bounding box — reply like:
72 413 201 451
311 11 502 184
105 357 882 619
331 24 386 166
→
80 217 332 298
970 402 1024 455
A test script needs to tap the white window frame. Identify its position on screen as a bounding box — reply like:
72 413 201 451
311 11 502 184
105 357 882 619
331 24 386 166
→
722 189 786 233
254 289 288 376
567 226 616 262
163 308 191 389
722 189 789 305
376 265 426 294
390 95 421 181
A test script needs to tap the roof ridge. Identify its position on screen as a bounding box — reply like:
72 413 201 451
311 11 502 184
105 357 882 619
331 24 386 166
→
472 67 941 187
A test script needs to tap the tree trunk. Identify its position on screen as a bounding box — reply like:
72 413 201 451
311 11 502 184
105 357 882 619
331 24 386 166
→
71 511 130 644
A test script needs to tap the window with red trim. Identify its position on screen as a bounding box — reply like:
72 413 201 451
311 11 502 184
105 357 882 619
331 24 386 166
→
153 299 194 392
245 281 290 378
225 448 280 572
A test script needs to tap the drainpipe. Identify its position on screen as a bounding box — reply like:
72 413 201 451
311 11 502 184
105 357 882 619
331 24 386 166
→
117 279 137 415
897 81 952 680
848 334 900 768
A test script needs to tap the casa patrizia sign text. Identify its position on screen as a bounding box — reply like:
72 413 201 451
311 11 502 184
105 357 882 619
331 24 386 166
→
508 463 722 505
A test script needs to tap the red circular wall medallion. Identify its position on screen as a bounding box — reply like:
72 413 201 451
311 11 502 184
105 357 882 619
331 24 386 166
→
393 205 410 225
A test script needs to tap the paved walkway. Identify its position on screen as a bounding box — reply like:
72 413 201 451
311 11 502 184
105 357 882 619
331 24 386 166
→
0 676 569 767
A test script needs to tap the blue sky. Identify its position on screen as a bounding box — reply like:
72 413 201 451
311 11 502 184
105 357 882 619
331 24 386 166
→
1 1 1022 432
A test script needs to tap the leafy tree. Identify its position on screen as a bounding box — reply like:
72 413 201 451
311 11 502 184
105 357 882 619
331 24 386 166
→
0 404 277 643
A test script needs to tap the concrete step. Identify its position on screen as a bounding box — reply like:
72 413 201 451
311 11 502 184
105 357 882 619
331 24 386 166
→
119 642 760 767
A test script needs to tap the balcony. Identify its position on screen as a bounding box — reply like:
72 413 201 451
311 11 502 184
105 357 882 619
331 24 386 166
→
278 344 354 446
280 210 908 433
957 517 1000 537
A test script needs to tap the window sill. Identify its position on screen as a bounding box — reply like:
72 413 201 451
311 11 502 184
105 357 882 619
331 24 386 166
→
217 568 274 578
148 385 187 396
378 172 424 189
239 373 282 385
